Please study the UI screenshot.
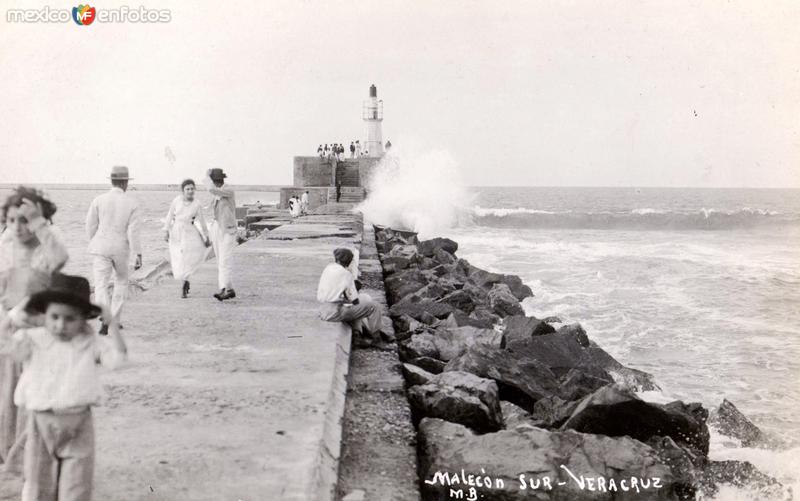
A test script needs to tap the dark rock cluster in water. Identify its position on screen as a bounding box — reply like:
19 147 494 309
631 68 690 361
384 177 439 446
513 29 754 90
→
374 226 787 501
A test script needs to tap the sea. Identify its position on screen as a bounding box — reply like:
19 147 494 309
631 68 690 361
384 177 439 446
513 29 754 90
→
2 184 799 500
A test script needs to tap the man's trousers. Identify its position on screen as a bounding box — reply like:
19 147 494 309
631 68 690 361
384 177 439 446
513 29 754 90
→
91 253 129 319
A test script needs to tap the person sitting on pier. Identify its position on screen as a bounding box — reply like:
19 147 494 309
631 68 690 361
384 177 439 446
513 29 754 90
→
317 145 323 158
317 248 382 339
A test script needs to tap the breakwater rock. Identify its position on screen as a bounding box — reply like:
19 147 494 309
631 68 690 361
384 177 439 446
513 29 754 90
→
373 225 787 500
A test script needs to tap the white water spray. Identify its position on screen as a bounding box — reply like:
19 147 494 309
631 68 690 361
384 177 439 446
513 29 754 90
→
357 147 472 238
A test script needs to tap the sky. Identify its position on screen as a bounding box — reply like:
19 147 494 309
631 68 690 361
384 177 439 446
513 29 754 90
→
0 0 798 188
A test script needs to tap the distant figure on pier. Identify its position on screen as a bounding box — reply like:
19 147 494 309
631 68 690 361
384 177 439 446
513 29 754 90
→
355 140 361 157
317 145 323 158
207 168 237 301
349 142 355 158
163 179 211 298
85 166 141 335
324 144 329 159
301 191 309 215
288 196 301 218
317 248 382 339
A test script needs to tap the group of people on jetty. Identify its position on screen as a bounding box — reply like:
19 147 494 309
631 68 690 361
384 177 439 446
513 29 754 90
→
287 190 309 218
0 165 384 500
315 139 392 160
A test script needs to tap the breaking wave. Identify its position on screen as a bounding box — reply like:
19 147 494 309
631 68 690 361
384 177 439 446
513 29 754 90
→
471 206 798 230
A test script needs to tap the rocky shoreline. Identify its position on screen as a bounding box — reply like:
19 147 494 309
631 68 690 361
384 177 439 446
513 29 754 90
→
373 226 789 501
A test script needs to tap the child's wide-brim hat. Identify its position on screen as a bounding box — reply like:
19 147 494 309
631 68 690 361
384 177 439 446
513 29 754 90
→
26 273 102 319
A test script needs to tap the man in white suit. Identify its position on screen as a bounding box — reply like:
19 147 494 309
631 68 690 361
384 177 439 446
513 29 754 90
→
85 165 141 333
207 168 237 301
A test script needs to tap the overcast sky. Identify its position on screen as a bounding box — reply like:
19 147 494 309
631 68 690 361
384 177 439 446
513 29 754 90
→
0 0 798 187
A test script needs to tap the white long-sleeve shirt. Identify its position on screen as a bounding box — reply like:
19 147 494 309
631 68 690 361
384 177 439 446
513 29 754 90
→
316 263 358 303
86 187 142 257
2 325 126 411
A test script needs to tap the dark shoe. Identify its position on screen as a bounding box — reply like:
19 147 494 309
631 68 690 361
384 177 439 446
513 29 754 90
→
99 323 108 336
219 289 236 300
213 288 226 301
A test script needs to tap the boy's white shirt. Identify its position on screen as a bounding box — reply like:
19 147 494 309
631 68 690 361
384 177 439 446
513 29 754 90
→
0 309 127 411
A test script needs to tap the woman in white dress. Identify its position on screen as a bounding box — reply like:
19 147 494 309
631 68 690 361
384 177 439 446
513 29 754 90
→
0 187 68 468
163 179 211 298
289 196 302 218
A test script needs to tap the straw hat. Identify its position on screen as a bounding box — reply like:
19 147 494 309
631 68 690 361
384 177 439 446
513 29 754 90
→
109 166 132 180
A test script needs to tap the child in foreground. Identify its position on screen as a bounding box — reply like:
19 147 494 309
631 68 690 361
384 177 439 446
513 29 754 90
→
0 273 127 501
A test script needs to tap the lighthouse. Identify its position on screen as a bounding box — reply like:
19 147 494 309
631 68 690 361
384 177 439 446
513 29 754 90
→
362 84 384 157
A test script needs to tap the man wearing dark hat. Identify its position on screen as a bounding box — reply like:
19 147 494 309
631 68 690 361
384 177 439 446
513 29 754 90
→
207 168 237 301
85 166 141 332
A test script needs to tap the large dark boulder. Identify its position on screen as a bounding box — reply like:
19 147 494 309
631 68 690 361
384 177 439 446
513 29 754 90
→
384 270 427 304
419 418 680 501
408 372 503 433
430 325 503 362
417 237 458 257
441 311 494 330
409 356 447 374
396 283 450 304
432 247 456 266
436 289 476 314
469 307 501 327
387 243 421 263
506 326 658 391
467 267 504 291
500 400 545 429
398 332 439 361
392 314 424 338
402 363 435 387
558 368 613 401
503 315 556 345
560 384 711 456
488 283 524 317
445 344 561 411
708 399 771 448
380 255 412 274
499 274 534 301
390 299 455 322
532 395 581 428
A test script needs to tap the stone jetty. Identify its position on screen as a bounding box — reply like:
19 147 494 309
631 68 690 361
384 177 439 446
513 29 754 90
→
373 226 789 501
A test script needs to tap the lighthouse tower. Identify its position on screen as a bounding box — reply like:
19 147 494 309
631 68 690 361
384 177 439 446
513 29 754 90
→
362 84 384 158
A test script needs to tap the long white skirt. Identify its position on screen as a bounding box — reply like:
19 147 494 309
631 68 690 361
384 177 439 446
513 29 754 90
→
168 221 210 281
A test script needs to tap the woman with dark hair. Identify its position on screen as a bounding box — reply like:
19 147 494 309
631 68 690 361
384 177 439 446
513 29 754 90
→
0 186 68 466
163 179 211 298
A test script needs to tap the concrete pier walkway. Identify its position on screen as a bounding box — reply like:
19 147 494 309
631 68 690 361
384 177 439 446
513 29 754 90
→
1 212 364 500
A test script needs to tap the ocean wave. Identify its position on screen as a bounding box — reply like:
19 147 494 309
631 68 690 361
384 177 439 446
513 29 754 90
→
470 206 798 230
